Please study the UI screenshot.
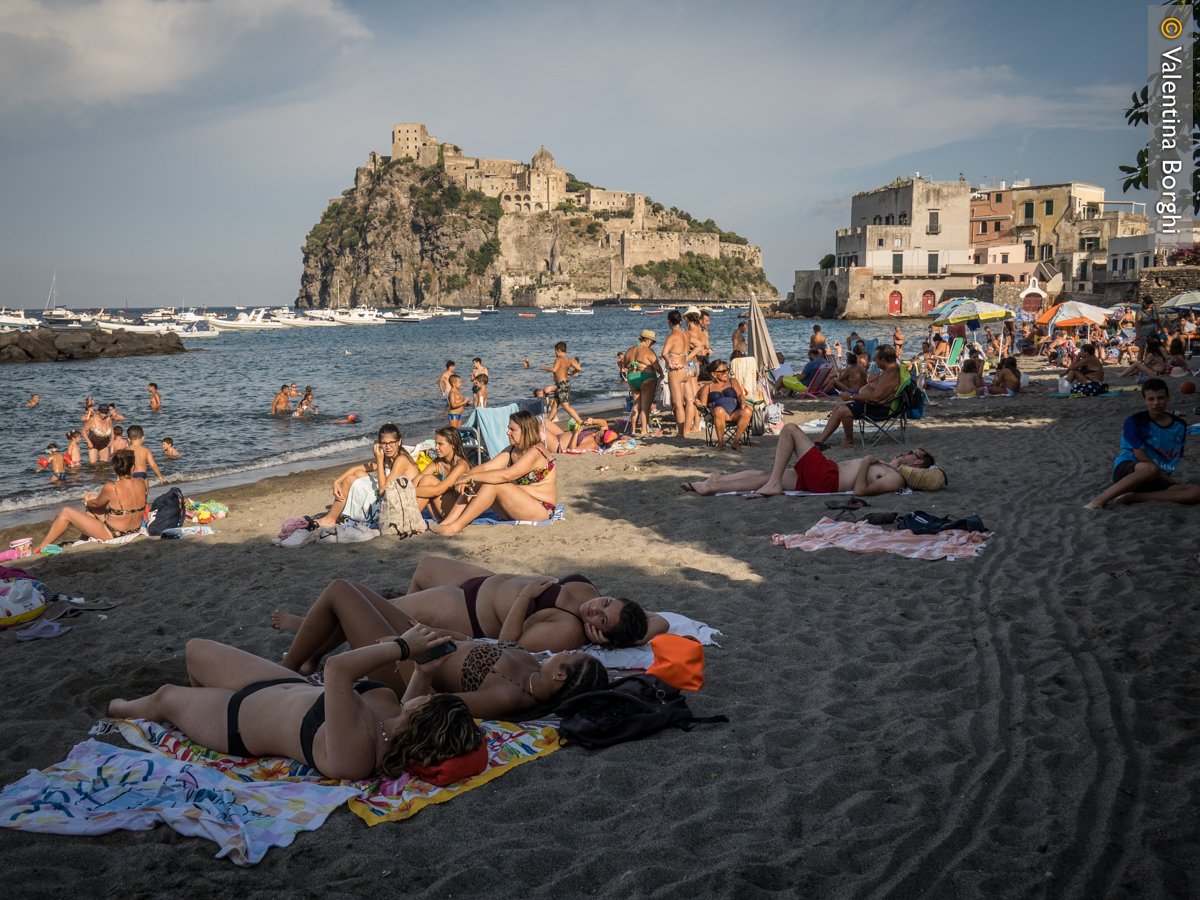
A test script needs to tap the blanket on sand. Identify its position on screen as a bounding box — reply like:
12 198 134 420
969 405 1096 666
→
771 516 991 560
423 504 565 527
0 717 561 865
584 612 722 670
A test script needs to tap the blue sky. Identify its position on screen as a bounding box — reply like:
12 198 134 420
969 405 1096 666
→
0 0 1153 307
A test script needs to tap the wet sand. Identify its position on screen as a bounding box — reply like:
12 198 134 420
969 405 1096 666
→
1 368 1198 898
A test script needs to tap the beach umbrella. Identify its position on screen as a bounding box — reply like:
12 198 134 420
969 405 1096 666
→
1162 290 1200 310
927 296 972 317
1048 301 1109 329
745 292 778 380
932 300 1015 326
1036 302 1065 327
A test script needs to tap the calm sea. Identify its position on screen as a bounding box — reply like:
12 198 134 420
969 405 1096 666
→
0 308 924 523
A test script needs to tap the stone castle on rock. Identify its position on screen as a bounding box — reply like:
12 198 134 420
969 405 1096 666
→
294 123 774 309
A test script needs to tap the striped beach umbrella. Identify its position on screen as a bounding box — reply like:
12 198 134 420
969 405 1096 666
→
932 300 1016 326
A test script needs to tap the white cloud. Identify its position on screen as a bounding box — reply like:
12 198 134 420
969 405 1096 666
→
0 0 368 110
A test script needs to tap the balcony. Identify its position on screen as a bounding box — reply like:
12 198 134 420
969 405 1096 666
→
926 225 941 234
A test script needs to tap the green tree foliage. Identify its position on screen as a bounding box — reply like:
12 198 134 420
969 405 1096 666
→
629 253 773 299
303 200 364 254
557 200 578 213
1119 1 1200 210
467 237 501 276
668 207 747 243
819 253 836 269
566 172 603 192
443 183 462 208
444 273 469 291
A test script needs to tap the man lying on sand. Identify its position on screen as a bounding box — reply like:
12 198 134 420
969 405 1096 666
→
1084 377 1200 509
681 422 936 498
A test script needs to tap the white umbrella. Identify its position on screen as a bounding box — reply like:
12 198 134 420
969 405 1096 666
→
745 292 779 381
1162 291 1200 310
1048 300 1109 328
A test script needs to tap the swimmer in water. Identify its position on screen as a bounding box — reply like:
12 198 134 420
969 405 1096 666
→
25 393 39 407
64 430 83 467
39 443 67 480
148 383 161 411
109 426 129 453
127 425 164 482
271 384 292 415
327 414 359 424
161 437 181 458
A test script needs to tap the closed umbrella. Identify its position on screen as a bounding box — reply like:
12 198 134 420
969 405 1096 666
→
745 292 779 381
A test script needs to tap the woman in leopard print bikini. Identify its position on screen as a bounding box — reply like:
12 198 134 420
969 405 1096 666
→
275 580 607 720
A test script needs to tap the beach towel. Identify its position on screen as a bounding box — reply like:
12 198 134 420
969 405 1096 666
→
713 487 912 497
101 715 559 827
584 612 722 670
423 505 565 527
0 738 357 866
79 528 147 546
771 516 990 560
463 403 519 461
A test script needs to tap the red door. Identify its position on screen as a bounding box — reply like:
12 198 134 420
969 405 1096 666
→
888 291 903 315
1023 296 1042 313
922 290 936 313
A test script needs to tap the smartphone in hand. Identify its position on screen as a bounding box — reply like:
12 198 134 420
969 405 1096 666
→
413 640 456 665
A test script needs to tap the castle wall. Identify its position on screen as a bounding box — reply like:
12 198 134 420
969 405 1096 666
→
720 243 763 268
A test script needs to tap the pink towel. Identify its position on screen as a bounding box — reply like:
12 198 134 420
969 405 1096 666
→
276 516 309 540
771 517 990 561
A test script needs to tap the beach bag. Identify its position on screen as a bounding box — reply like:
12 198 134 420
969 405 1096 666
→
378 476 426 539
764 403 783 426
146 488 184 536
0 579 45 627
554 674 727 750
897 510 987 535
645 634 705 691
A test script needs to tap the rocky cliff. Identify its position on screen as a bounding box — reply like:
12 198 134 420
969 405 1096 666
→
295 158 776 309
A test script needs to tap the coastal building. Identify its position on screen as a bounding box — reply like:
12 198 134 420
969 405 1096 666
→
790 177 980 317
970 183 1016 249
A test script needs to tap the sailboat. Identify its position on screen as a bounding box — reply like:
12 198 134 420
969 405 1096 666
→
42 272 84 328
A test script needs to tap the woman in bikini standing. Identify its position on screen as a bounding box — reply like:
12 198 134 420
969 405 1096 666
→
414 426 471 522
685 310 707 436
662 310 691 439
110 622 481 780
33 449 148 552
430 411 556 535
622 329 662 437
274 580 609 719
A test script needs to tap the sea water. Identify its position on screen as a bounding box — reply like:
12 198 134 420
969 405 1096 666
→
0 308 925 523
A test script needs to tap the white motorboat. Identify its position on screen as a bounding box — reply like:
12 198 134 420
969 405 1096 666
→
462 315 480 322
207 308 288 330
479 305 500 315
270 308 339 327
141 307 178 322
168 323 220 338
565 306 594 315
383 310 432 322
424 305 461 317
0 308 41 328
331 308 387 325
174 308 208 324
95 316 170 334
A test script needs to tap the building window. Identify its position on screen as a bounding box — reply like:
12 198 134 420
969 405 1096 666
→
995 192 1003 202
898 212 908 225
892 253 903 274
927 252 939 274
1022 201 1034 223
927 210 940 234
873 216 882 225
877 239 884 247
885 214 894 225
993 221 1001 232
978 222 987 234
1079 261 1088 279
1111 258 1119 272
1024 241 1035 262
1040 244 1052 260
1044 200 1054 216
1001 253 1009 264
894 238 902 247
1079 236 1099 251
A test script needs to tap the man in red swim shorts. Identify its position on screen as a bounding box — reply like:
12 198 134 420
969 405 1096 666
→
680 423 936 497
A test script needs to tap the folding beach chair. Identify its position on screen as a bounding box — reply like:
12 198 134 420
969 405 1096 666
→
798 362 834 399
932 338 964 379
854 364 920 447
461 403 518 464
700 403 752 448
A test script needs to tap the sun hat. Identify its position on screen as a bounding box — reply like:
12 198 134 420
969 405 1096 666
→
684 306 701 317
639 329 657 342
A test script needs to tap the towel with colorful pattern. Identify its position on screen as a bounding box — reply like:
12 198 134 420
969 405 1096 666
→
105 716 561 825
0 738 357 866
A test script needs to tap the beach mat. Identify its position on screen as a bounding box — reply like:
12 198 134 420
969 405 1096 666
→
424 504 565 527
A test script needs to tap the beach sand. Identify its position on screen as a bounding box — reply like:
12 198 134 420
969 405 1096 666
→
1 370 1198 898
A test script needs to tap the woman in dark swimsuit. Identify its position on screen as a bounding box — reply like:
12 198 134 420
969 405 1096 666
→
83 405 114 464
34 449 148 553
273 558 668 653
1119 337 1168 379
109 622 479 780
1064 343 1107 396
273 580 608 721
430 411 557 535
695 359 753 451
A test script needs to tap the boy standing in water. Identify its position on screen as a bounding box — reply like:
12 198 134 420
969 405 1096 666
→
39 443 67 480
541 341 584 423
446 375 469 425
127 426 164 482
162 437 181 458
438 361 456 398
272 384 292 414
472 373 488 408
109 426 129 453
148 383 161 411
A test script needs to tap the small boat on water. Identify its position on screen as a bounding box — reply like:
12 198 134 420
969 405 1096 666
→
95 317 170 335
169 323 220 338
479 305 500 315
426 305 461 317
643 309 665 315
381 309 433 323
518 313 537 318
0 308 41 328
565 307 594 316
462 315 480 322
207 308 288 330
331 308 387 325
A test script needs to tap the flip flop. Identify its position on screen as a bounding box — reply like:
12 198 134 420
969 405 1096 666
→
15 620 71 641
813 442 830 451
680 482 697 493
825 498 869 510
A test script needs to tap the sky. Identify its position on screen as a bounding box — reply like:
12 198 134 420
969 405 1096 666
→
0 0 1155 308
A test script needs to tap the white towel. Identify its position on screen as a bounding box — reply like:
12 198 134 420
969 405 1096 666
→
584 612 722 670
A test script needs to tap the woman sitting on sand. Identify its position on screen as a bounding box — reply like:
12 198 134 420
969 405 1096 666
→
695 359 753 451
110 625 481 780
414 427 470 522
316 423 417 527
954 359 985 398
986 357 1035 395
34 449 147 553
1118 337 1168 379
273 580 608 719
275 557 667 653
1064 343 1107 396
1164 337 1195 376
543 417 620 453
428 411 556 535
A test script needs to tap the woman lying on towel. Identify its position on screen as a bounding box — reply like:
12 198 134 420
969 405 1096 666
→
273 580 608 720
274 558 668 653
543 417 619 453
109 624 480 781
34 449 148 553
429 411 556 535
315 422 418 527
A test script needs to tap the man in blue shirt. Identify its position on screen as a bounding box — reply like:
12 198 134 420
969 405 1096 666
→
1085 378 1200 509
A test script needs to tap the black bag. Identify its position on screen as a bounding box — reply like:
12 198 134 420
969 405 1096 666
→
554 674 727 749
146 487 185 536
897 510 987 535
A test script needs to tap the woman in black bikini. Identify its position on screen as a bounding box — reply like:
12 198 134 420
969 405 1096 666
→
109 622 480 781
273 558 668 653
414 426 471 521
695 359 752 452
430 411 557 535
1064 343 1107 396
273 580 608 721
33 449 148 553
